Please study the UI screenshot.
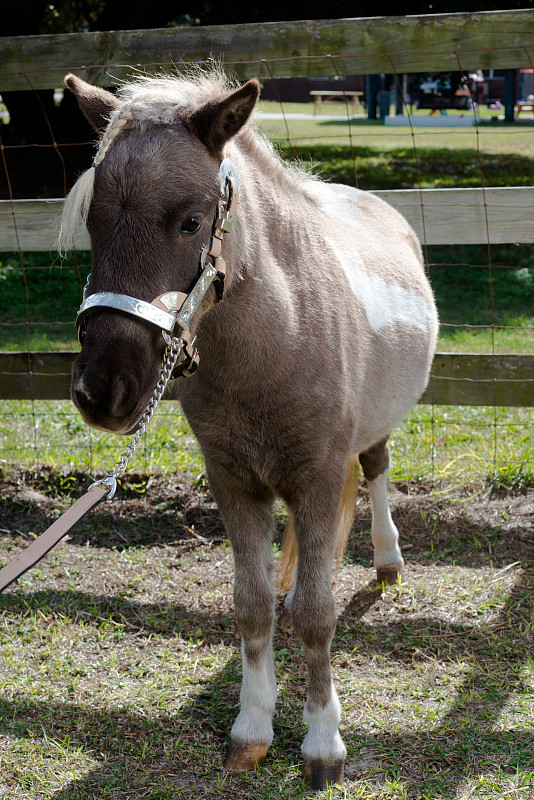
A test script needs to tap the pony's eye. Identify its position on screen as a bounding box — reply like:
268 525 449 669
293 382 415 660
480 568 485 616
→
180 215 202 234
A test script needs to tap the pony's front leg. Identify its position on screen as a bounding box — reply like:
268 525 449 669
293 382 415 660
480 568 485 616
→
210 481 277 772
290 490 347 790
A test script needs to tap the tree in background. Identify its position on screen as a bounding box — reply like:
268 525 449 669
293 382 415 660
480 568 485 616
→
4 0 533 36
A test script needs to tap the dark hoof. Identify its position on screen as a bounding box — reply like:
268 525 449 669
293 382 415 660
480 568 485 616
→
224 740 269 772
304 758 344 790
376 565 403 585
280 607 293 630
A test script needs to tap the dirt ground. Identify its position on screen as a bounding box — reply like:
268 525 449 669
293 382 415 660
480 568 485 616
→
1 465 533 798
1 463 533 617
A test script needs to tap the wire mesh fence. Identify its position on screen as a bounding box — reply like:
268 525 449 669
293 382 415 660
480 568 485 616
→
1 25 533 484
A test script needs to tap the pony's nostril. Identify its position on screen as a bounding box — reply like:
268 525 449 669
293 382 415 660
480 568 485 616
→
109 376 130 416
72 364 140 422
73 375 96 407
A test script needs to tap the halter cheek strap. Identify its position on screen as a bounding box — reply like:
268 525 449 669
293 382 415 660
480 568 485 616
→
75 158 240 378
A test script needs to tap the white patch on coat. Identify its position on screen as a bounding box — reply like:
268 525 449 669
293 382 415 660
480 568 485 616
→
302 683 347 762
230 639 277 746
325 235 432 335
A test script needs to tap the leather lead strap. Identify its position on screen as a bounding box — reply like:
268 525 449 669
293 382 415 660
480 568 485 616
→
0 484 109 592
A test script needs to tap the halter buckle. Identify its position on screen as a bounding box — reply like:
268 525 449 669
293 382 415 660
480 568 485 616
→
178 336 199 378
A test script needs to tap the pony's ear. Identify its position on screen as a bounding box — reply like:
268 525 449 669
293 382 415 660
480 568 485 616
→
187 79 260 153
64 74 122 133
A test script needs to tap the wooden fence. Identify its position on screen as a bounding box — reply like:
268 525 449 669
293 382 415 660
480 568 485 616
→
2 10 534 88
1 9 533 406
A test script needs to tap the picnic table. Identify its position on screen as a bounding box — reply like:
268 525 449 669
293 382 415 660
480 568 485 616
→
309 90 363 114
516 101 534 117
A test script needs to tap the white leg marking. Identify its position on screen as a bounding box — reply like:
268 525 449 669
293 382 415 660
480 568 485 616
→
368 472 404 570
302 683 347 762
231 638 277 746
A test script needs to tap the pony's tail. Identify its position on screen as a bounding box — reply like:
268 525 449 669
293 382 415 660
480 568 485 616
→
334 454 360 568
278 455 360 591
279 511 297 592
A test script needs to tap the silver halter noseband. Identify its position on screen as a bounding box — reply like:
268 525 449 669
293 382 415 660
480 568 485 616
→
75 158 240 361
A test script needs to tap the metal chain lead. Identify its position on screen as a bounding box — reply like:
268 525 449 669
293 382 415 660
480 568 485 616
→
89 335 183 499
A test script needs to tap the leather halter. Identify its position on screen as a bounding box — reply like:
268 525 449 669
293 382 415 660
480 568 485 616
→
75 158 240 378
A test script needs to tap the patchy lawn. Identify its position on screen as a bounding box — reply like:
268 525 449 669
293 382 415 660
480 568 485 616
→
0 466 533 799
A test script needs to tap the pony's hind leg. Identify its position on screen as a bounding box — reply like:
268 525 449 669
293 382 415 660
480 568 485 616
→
208 472 277 773
359 438 404 584
289 476 348 790
280 455 359 630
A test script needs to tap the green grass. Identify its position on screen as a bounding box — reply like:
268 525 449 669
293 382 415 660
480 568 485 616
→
273 138 534 190
258 99 533 123
0 400 204 476
257 103 534 189
428 244 534 354
0 256 90 351
2 246 534 355
1 399 532 488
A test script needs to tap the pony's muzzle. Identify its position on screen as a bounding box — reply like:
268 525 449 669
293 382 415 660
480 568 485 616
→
72 359 143 433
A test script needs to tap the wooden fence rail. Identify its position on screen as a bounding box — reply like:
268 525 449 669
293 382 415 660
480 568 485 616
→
1 187 533 251
1 10 533 90
2 352 534 407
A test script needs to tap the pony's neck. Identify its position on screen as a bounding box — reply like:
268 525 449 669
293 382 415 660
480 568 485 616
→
225 129 314 282
197 131 305 361
230 129 307 211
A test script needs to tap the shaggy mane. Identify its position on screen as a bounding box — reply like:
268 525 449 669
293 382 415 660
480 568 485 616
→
115 68 236 123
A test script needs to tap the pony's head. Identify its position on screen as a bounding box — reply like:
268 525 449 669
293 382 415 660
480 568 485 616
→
61 72 259 434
